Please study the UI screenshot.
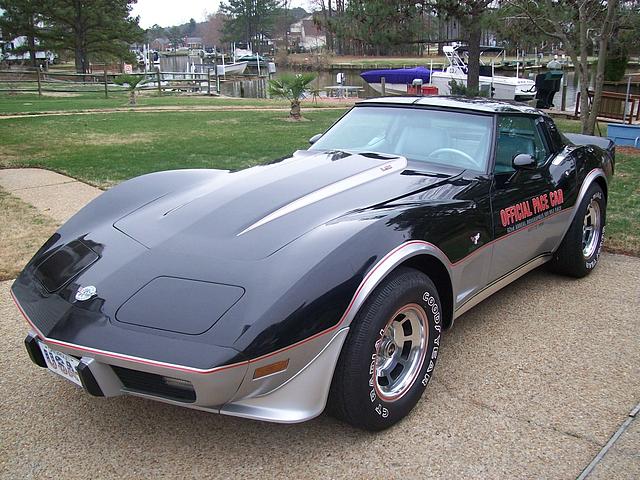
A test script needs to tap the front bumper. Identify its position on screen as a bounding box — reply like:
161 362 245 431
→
22 325 349 423
14 247 350 423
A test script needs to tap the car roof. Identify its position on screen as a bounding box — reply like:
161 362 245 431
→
356 96 544 115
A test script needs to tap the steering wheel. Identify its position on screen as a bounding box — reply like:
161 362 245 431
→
427 148 478 167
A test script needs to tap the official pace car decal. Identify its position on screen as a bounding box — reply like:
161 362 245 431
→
500 189 564 233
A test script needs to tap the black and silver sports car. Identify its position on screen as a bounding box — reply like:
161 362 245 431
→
13 97 614 430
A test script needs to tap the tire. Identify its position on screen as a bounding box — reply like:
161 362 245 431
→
327 267 442 431
548 183 606 278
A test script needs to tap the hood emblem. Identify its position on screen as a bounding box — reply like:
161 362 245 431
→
75 285 97 301
470 233 481 245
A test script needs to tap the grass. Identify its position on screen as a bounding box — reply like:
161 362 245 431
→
0 187 59 281
551 118 640 255
605 149 640 255
0 108 345 187
0 104 637 255
0 92 299 114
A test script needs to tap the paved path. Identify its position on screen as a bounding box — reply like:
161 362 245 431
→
1 169 638 479
0 169 101 223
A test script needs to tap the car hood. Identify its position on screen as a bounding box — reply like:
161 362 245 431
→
113 151 453 260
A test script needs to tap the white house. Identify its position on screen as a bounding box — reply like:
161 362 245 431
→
289 16 326 52
1 35 55 64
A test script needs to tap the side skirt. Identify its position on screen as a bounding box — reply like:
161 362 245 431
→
453 253 552 320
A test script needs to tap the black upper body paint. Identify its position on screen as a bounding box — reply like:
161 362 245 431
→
12 97 614 369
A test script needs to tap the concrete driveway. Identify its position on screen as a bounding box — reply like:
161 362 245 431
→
0 170 638 479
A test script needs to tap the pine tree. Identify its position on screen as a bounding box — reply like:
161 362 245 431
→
40 0 143 73
0 0 45 67
220 0 280 53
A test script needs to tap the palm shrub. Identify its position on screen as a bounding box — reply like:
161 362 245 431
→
113 74 148 106
268 73 316 120
448 78 489 98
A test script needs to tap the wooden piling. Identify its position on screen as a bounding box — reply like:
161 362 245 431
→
156 70 162 96
103 68 108 98
381 77 386 96
36 68 42 96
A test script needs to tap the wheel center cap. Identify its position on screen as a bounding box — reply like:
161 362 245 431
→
386 343 396 356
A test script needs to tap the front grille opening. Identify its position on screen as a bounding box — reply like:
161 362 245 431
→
112 366 196 403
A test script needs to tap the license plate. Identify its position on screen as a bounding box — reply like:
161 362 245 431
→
38 342 82 387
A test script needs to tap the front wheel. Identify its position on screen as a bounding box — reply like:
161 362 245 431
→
548 183 606 278
327 267 442 430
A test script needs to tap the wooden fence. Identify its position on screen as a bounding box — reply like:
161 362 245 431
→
0 69 267 97
575 90 640 124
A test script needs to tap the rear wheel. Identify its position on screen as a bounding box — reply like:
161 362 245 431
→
327 267 442 431
549 183 606 277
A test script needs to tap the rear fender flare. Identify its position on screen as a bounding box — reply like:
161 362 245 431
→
566 168 607 231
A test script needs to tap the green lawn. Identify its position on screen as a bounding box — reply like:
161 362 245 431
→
0 109 344 187
553 118 639 254
0 107 637 255
604 151 640 255
0 92 300 114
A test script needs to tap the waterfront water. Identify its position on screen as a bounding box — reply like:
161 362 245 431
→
279 66 640 110
153 53 640 107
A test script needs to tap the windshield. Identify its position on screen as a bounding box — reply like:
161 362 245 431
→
310 106 493 171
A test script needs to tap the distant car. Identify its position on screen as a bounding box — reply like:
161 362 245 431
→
14 97 614 431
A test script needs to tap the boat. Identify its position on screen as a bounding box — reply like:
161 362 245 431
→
429 44 536 101
216 61 248 76
360 67 433 95
237 54 270 69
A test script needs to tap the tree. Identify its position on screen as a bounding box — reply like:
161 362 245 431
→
0 0 44 67
220 0 280 53
317 1 459 57
113 73 147 105
186 18 197 36
431 0 493 94
507 0 620 135
604 1 640 81
197 13 226 48
145 24 166 44
167 25 184 49
268 73 316 120
342 0 425 55
41 0 143 73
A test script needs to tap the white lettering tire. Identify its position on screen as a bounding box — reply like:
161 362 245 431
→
327 267 441 430
549 183 606 278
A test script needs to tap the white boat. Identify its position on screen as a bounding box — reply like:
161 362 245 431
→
216 61 248 76
430 45 536 101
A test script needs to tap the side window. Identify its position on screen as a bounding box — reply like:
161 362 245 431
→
543 117 564 152
494 116 550 173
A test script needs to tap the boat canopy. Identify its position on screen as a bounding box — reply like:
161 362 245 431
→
360 67 431 85
453 45 505 54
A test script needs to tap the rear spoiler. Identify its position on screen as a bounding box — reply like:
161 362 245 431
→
564 133 615 168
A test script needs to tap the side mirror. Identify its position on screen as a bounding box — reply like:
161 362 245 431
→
309 133 322 145
512 153 536 169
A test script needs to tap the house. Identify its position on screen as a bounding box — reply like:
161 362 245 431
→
289 16 326 52
186 37 204 50
0 35 55 65
150 37 171 52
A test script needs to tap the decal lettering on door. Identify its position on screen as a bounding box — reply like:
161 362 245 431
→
500 189 564 233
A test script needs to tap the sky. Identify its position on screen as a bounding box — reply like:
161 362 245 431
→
131 0 313 29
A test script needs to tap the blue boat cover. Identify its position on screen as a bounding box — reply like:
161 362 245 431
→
360 67 431 84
